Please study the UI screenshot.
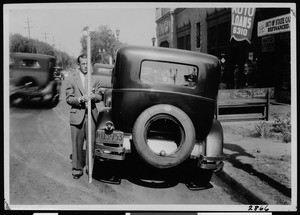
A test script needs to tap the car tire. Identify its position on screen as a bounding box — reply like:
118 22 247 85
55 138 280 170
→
194 169 213 186
132 104 196 169
184 159 213 188
47 83 59 108
17 76 37 88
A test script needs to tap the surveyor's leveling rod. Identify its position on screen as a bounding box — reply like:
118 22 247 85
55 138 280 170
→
83 26 93 184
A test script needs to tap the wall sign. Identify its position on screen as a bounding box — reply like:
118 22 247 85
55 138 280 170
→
258 13 291 37
231 7 256 43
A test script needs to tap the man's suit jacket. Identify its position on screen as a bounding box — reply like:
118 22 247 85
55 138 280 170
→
65 72 102 125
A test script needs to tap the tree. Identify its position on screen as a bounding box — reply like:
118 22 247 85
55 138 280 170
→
10 34 37 53
55 51 76 69
80 25 120 65
9 33 75 69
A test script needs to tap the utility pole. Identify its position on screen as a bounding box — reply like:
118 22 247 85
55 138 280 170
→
42 32 49 43
24 18 33 39
52 35 55 47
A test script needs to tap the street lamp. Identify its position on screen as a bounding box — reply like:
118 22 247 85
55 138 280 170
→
152 36 156 47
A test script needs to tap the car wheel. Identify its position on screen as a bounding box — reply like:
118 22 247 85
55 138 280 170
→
47 83 59 108
17 77 37 88
194 168 213 187
184 159 213 188
132 104 195 169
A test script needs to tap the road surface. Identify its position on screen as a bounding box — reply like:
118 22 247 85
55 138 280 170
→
7 79 250 209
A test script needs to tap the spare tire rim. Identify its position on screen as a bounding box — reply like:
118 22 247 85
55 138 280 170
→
144 114 185 157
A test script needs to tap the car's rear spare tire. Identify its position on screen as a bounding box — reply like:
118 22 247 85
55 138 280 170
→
132 104 195 168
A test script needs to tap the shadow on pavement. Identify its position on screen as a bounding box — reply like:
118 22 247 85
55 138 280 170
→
224 143 255 159
223 142 291 198
10 98 60 109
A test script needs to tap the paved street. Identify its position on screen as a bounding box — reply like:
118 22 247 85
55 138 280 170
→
7 79 251 209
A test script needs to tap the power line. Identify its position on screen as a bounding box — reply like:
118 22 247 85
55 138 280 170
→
24 18 33 38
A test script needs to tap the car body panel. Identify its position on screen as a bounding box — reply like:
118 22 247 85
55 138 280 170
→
95 45 225 172
111 45 220 140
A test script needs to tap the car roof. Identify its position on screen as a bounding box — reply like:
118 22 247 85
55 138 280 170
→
11 52 56 61
117 45 219 65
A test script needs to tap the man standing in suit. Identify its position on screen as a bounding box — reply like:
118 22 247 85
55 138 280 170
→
65 54 102 179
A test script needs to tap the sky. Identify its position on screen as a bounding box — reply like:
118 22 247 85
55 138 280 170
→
6 3 158 57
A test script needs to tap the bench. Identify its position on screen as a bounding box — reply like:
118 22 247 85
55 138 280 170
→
216 88 272 121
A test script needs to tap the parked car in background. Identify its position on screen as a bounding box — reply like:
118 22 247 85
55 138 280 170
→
9 53 60 107
94 45 225 188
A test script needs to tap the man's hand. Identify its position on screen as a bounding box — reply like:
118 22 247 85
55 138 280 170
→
79 93 96 103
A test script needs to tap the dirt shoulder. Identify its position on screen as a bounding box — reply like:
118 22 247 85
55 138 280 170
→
216 102 293 206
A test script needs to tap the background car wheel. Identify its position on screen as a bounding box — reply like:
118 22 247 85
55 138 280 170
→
47 95 59 108
132 104 195 169
46 82 60 108
17 76 37 88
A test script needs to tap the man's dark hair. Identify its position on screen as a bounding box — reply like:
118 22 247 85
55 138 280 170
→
77 54 87 64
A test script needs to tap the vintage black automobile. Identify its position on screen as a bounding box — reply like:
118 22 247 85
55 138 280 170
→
9 53 60 107
95 45 225 187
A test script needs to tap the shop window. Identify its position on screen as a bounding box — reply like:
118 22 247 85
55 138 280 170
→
177 22 191 50
177 34 191 50
141 60 198 88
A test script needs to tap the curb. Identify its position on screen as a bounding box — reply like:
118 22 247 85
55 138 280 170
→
215 169 267 204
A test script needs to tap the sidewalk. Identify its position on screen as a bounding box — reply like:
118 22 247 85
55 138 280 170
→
215 101 293 205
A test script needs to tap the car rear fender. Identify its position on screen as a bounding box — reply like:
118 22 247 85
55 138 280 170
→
205 118 223 157
96 88 113 130
96 107 114 130
103 89 112 107
198 118 225 170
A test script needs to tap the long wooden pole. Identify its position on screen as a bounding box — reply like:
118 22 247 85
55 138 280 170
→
86 27 93 184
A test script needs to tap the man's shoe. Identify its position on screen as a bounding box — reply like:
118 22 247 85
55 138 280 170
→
72 168 83 179
73 174 83 179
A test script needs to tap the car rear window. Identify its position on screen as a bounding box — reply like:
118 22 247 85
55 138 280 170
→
141 60 198 87
19 59 41 69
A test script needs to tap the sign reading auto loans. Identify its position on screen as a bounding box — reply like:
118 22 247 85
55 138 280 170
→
231 8 256 43
258 14 291 37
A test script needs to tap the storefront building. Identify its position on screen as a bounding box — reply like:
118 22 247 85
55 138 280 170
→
155 7 291 102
